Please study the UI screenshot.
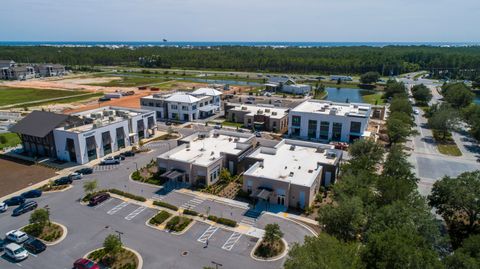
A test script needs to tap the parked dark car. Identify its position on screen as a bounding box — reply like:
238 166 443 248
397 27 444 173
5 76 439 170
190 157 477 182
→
20 190 42 199
75 168 94 175
113 154 125 161
73 258 100 269
3 196 25 206
89 193 110 206
122 151 135 157
54 176 73 186
98 97 111 102
12 201 37 216
23 237 46 254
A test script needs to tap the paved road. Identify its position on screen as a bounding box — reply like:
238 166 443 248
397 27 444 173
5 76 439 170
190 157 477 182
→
0 140 313 269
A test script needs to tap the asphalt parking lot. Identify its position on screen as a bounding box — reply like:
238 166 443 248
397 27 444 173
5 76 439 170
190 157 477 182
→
0 141 313 269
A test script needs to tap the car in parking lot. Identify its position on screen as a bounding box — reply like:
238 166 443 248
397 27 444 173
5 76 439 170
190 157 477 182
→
23 237 46 254
3 196 26 206
101 157 120 165
4 243 29 261
69 172 83 180
73 258 100 269
0 202 8 212
114 154 125 161
122 151 135 157
75 167 94 175
6 230 29 244
12 201 38 216
89 193 110 206
20 189 42 199
54 176 73 186
414 109 420 115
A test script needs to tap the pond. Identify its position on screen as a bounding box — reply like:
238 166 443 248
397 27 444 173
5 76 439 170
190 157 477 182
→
324 87 376 103
474 92 480 105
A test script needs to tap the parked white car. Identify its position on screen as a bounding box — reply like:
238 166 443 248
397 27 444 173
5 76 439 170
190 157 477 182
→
4 243 29 261
101 157 120 165
68 172 83 180
0 202 8 212
6 230 29 244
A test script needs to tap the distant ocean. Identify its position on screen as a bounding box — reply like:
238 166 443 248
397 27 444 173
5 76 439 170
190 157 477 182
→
0 41 479 48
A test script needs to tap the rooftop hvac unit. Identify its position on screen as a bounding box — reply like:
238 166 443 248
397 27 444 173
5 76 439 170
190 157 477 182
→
103 110 114 116
265 109 271 113
257 110 263 115
213 133 220 137
316 147 326 153
290 145 296 151
241 106 248 110
326 151 337 159
91 112 102 119
108 116 115 122
289 171 294 177
329 108 337 115
271 111 277 116
234 137 240 142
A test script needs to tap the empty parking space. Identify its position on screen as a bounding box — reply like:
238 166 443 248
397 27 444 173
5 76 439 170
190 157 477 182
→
93 164 120 172
107 201 129 215
125 206 147 221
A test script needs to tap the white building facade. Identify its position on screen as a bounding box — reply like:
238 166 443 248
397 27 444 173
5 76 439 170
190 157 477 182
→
288 100 371 143
54 107 156 164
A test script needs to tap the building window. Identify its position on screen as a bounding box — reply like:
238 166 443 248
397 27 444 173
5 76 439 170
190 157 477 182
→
332 122 342 141
308 120 317 138
350 121 361 134
171 105 178 110
182 105 188 110
149 102 154 107
292 115 301 127
320 121 330 140
273 121 277 127
192 105 197 110
155 103 162 107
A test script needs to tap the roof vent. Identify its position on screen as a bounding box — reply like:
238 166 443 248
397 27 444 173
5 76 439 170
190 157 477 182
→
308 169 313 173
284 166 287 169
259 162 264 168
241 106 248 110
265 109 271 113
271 111 277 116
316 147 325 153
234 137 240 142
289 172 294 177
186 144 190 148
290 145 296 151
211 151 214 155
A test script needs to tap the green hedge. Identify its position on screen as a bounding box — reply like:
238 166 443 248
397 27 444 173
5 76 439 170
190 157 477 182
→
153 200 178 211
149 210 171 225
183 209 199 216
165 216 192 232
131 171 143 181
107 189 146 202
207 215 237 227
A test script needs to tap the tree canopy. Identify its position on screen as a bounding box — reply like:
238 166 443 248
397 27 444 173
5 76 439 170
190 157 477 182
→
360 72 380 84
442 83 475 108
411 84 432 105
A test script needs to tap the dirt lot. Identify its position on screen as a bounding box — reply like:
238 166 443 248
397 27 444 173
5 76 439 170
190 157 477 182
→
0 156 56 197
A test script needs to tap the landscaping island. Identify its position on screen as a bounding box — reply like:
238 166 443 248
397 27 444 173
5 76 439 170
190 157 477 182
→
87 234 141 269
253 224 287 260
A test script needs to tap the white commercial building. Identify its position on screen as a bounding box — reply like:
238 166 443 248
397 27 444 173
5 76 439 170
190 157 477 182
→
288 100 371 143
54 107 156 164
243 139 342 209
265 77 311 95
140 88 222 122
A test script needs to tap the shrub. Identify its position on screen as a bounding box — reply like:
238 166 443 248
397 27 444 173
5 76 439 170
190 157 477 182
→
107 189 146 202
82 190 108 202
165 216 192 232
207 215 237 227
149 211 171 225
183 209 198 216
131 171 143 181
153 201 178 211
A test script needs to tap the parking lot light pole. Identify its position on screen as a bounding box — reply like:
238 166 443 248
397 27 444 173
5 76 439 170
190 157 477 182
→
134 162 139 171
115 230 124 242
211 261 222 269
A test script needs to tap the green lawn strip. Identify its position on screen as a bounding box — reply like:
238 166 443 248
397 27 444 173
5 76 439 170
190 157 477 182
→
12 92 103 108
0 133 21 149
153 201 179 211
149 211 172 226
220 121 244 128
432 130 462 156
362 92 385 105
0 87 84 106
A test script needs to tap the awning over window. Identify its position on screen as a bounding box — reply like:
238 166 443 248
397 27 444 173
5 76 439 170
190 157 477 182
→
198 105 219 112
251 189 272 200
160 170 184 180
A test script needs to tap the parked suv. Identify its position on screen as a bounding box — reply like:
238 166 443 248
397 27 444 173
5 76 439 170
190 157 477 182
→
89 193 110 206
12 201 38 216
20 189 42 199
23 237 46 254
54 176 73 186
6 230 29 244
101 157 120 165
3 196 25 206
4 243 28 261
75 167 93 175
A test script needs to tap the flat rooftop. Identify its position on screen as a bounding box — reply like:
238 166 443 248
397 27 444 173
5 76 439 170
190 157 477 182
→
292 100 371 118
230 104 289 119
61 106 149 133
161 131 254 167
245 140 341 187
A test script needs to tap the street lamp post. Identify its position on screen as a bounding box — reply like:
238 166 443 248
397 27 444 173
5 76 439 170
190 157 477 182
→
115 230 124 242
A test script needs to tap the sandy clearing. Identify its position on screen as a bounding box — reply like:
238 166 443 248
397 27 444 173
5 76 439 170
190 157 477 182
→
57 76 122 85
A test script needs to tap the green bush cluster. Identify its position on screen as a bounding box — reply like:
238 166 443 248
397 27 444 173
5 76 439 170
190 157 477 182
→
82 190 107 202
131 171 143 181
107 189 146 202
207 215 237 227
149 211 171 225
165 216 192 232
153 201 178 211
182 209 199 216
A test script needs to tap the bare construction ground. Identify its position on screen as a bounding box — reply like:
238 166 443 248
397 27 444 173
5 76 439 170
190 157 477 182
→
0 155 56 197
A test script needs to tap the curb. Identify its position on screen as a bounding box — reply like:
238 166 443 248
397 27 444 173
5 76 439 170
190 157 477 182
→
20 221 68 246
42 184 73 194
145 212 196 236
83 246 143 269
250 238 289 262
264 212 318 237
128 172 163 188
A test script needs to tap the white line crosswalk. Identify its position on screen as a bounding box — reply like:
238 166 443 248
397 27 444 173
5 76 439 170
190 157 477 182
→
151 194 166 201
180 197 205 210
94 164 119 172
222 232 242 251
197 225 218 243
125 206 147 221
107 202 128 215
240 216 256 227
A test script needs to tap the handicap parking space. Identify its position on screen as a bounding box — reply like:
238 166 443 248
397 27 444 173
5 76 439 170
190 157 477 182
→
92 198 154 224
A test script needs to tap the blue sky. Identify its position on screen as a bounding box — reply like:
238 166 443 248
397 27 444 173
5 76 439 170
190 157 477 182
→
1 0 479 42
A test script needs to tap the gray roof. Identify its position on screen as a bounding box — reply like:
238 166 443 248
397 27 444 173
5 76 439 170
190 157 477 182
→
267 77 295 84
10 111 70 137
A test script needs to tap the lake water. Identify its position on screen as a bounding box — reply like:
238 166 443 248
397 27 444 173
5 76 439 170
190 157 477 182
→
475 93 480 105
324 87 375 103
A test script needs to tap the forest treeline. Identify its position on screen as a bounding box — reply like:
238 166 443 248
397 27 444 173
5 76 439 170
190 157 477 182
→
1 46 480 78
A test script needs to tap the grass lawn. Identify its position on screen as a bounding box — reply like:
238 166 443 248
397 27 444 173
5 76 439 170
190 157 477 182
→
165 216 192 232
313 91 328 100
0 133 21 149
432 130 462 156
220 121 244 128
362 92 385 105
149 211 172 226
0 87 84 107
88 247 138 269
22 222 63 242
89 75 169 87
12 92 103 108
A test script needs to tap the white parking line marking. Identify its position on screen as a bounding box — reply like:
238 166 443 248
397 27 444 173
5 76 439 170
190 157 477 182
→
222 232 242 251
107 202 128 215
180 197 205 210
240 217 256 226
125 206 147 220
151 194 165 201
197 225 218 243
93 198 113 209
